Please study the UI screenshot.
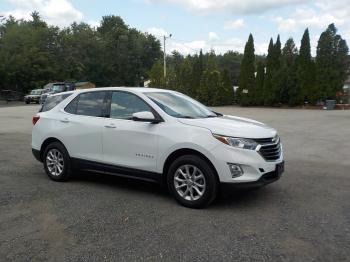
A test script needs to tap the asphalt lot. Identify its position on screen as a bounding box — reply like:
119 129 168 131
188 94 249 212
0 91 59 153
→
0 104 349 261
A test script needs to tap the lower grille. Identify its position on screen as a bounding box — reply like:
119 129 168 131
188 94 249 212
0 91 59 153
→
253 136 281 161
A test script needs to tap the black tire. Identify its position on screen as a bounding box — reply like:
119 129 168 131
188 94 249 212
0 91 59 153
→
25 100 30 104
167 155 218 208
43 142 72 181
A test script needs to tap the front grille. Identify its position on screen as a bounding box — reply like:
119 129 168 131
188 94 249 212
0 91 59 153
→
252 136 281 161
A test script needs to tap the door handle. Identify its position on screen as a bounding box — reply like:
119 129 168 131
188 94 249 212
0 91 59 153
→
104 123 116 128
60 118 70 123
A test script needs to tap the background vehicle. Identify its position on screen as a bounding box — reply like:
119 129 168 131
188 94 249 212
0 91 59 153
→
31 87 284 208
39 82 95 104
39 82 74 104
24 89 45 104
39 91 74 113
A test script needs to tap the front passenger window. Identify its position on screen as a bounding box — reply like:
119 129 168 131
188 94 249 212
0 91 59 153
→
110 92 151 119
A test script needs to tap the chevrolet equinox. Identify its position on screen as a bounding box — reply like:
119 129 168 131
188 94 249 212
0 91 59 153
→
32 87 284 208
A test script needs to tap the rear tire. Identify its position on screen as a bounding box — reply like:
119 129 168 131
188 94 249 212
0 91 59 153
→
167 155 218 208
43 142 72 181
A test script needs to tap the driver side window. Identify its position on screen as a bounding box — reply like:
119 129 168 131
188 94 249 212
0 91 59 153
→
110 91 151 120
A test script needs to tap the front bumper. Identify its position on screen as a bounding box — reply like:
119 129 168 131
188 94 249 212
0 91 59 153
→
221 162 283 189
25 97 40 103
210 143 284 184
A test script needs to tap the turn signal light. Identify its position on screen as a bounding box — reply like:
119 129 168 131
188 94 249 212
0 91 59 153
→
32 115 40 125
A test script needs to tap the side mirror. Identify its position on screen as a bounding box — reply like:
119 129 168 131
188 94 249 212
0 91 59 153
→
132 111 161 123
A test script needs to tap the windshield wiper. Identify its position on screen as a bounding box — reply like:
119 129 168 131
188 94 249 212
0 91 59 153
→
178 116 195 119
212 111 223 117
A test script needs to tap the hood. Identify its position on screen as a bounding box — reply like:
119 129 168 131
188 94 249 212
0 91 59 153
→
178 115 276 139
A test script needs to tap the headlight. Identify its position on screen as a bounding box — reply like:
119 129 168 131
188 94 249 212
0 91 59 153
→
213 134 259 150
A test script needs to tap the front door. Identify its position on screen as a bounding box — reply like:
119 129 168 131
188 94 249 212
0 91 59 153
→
102 91 159 173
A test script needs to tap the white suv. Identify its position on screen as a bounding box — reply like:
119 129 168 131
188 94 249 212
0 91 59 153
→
32 87 284 208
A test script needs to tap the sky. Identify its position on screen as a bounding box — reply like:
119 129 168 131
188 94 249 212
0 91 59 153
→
1 0 350 55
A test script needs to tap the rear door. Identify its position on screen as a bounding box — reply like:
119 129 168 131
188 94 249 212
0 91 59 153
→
58 91 108 162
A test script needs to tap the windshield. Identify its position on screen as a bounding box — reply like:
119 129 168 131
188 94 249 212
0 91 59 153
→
30 90 42 95
52 85 65 93
145 91 217 118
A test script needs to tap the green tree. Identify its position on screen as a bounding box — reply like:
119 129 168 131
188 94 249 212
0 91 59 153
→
263 38 274 105
270 35 282 105
199 69 221 106
280 38 298 105
148 60 165 87
212 69 233 106
0 13 161 92
0 12 60 93
190 50 204 99
316 24 349 100
297 28 316 104
255 61 265 105
238 34 256 106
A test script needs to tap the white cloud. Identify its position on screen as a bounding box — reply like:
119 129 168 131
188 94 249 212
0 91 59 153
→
224 19 245 30
208 32 219 41
145 25 269 55
1 0 83 27
148 0 306 14
146 27 169 37
271 1 350 48
167 40 206 54
273 7 345 32
164 37 268 55
255 42 269 55
88 20 100 28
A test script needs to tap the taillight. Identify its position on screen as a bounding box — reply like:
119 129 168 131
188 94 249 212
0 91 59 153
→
32 115 40 125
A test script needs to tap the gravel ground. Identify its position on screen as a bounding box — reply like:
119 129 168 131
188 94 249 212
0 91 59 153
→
0 104 349 261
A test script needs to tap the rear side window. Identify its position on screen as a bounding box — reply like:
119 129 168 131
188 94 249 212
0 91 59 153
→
41 93 72 112
65 96 78 114
65 91 106 117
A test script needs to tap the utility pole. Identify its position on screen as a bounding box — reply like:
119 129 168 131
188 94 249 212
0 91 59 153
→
163 34 172 84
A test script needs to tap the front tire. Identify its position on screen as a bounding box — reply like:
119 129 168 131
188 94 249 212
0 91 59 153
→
43 142 72 181
167 155 218 208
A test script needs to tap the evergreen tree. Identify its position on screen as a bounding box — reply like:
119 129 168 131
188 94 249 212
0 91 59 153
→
280 38 298 105
238 34 255 106
273 35 282 69
263 38 274 105
199 70 221 106
255 61 265 105
213 69 233 106
191 50 204 99
270 35 282 104
297 28 316 104
316 24 349 100
148 60 165 87
178 58 193 95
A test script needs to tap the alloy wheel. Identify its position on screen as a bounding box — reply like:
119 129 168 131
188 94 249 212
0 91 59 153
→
46 149 64 176
174 164 206 201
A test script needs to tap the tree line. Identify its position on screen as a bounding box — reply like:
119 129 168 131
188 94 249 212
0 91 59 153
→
150 24 349 106
148 50 249 106
0 13 348 107
0 12 161 93
238 24 349 106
